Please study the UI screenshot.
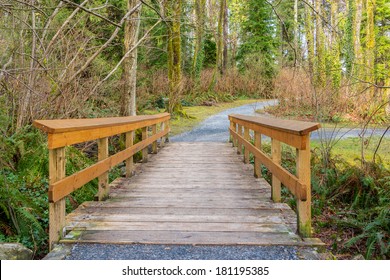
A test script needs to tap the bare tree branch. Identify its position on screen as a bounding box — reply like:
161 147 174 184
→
62 0 122 28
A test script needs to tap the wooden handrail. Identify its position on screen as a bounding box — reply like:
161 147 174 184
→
229 114 320 237
33 113 170 250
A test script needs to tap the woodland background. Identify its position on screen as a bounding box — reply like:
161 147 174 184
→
0 0 389 259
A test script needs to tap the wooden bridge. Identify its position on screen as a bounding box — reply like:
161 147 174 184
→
33 113 323 250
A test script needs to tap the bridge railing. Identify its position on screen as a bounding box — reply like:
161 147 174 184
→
33 113 170 249
228 114 320 237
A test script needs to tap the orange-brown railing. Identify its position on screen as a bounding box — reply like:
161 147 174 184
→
33 113 170 249
229 114 320 237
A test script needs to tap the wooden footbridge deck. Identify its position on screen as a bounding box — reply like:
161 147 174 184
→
33 113 323 250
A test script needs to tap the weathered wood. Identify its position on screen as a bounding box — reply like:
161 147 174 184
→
48 148 66 251
61 142 310 246
230 129 307 200
244 127 250 163
97 137 109 201
271 139 281 202
152 124 157 153
33 113 170 149
142 126 148 162
34 113 170 134
229 114 320 136
125 131 134 177
237 124 242 154
254 131 262 178
296 138 312 237
229 115 319 150
49 128 168 202
61 230 304 246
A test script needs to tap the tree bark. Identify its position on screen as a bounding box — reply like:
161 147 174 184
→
121 0 142 117
191 0 206 79
166 0 182 113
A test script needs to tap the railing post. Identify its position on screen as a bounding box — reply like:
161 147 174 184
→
142 126 148 162
160 122 166 147
244 127 250 164
48 147 66 250
237 124 242 154
229 121 235 145
97 137 109 200
125 131 134 177
152 124 158 153
271 138 281 202
296 138 312 237
254 131 261 178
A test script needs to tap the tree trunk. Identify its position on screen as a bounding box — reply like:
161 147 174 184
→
121 0 142 117
16 0 36 129
304 1 314 75
222 0 228 73
366 0 375 89
315 0 326 87
192 0 206 80
166 0 182 113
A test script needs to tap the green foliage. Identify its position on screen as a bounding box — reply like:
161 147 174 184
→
236 0 278 80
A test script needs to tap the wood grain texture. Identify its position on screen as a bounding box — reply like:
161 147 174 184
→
61 142 313 246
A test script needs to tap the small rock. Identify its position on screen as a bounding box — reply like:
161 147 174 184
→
352 254 365 260
0 243 33 260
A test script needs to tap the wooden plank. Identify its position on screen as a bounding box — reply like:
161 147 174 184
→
237 124 242 154
254 131 262 178
229 116 310 150
230 129 307 200
97 137 109 201
42 114 170 149
244 127 250 163
68 205 293 217
296 139 312 237
151 124 158 153
49 128 168 202
65 221 291 233
48 148 66 251
125 131 134 177
61 230 303 246
34 113 170 134
271 138 281 202
142 126 148 162
229 114 320 136
66 214 286 224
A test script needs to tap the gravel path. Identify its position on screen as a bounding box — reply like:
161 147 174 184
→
171 100 278 142
171 99 388 142
65 244 303 260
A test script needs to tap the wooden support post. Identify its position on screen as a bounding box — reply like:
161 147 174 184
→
160 122 166 147
254 131 262 178
142 126 148 162
152 124 158 153
48 147 66 251
244 127 250 163
237 124 242 154
97 137 109 201
296 137 312 237
231 122 237 147
271 138 281 202
125 131 134 177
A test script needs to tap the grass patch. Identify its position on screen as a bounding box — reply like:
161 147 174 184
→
143 99 264 136
311 137 390 168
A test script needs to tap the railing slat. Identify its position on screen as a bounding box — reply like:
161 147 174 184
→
230 128 307 201
48 128 169 203
97 137 109 201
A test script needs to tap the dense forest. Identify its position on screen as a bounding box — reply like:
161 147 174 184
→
0 0 389 259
